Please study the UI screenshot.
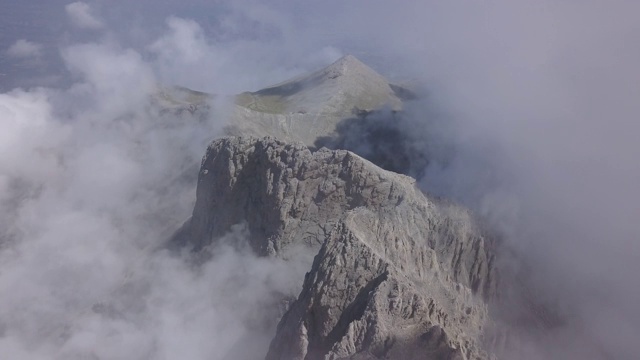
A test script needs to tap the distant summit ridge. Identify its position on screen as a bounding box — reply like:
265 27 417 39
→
291 54 388 87
251 54 400 113
230 54 407 145
259 54 388 91
155 55 412 146
324 54 366 73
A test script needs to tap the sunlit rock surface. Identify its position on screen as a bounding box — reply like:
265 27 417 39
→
175 136 498 359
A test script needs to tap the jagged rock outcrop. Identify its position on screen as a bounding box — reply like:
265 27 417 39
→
174 136 498 359
267 206 496 360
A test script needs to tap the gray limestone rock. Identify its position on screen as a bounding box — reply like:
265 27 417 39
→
174 136 498 359
228 55 408 146
266 207 495 360
153 55 412 149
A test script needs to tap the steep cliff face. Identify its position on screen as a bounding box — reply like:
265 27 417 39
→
174 136 498 359
179 135 421 255
267 207 495 360
157 52 503 360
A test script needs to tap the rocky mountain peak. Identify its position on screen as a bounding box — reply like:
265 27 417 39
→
163 55 504 359
173 136 499 359
229 55 406 146
326 54 363 70
318 54 386 83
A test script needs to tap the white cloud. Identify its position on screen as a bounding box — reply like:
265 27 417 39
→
0 89 66 182
65 2 104 30
0 13 309 358
150 17 208 65
147 15 305 94
6 39 43 58
1 1 639 359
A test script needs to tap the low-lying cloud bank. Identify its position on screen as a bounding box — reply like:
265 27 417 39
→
1 1 639 359
0 3 314 359
330 2 640 358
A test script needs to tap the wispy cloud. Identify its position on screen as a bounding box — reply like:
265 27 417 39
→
65 2 104 30
6 39 43 59
0 4 310 358
1 1 639 359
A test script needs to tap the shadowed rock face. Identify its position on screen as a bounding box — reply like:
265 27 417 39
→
154 55 425 192
160 54 504 360
313 110 434 179
174 136 499 359
267 207 495 360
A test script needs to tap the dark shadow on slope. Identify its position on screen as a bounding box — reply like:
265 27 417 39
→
320 271 389 356
253 81 304 97
253 67 342 98
390 84 418 101
313 109 438 179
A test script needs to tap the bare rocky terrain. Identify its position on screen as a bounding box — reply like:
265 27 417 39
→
227 55 408 147
186 136 498 359
170 56 503 359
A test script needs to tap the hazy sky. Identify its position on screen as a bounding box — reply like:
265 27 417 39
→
1 1 639 359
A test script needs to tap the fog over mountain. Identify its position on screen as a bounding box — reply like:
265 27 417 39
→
1 1 639 359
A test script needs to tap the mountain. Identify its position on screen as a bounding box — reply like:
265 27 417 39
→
172 136 499 359
151 55 415 147
154 55 415 149
169 56 502 359
228 55 411 146
237 55 402 115
153 85 213 115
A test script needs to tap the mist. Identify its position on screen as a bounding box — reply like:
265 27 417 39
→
2 1 639 359
331 2 640 358
0 2 318 358
319 2 640 358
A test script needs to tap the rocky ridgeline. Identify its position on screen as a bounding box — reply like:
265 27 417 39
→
165 55 505 359
229 55 406 147
174 136 499 359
